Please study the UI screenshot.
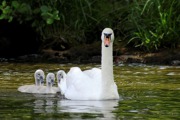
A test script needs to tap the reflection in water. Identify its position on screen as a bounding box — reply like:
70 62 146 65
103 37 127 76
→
58 100 118 113
33 94 57 113
58 100 119 119
33 95 119 119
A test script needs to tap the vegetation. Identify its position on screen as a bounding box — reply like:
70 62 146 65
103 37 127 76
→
128 0 180 51
0 0 179 52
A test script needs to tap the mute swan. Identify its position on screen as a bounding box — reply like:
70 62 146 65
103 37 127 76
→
18 69 45 93
38 73 59 94
18 70 59 94
57 28 120 100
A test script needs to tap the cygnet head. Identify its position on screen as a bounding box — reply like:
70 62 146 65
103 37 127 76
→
101 28 114 47
57 70 67 95
46 73 55 87
34 69 45 86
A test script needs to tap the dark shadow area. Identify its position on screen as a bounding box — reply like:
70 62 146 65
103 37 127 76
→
0 20 40 58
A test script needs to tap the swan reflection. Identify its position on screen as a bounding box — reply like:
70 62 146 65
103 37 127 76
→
57 100 119 113
33 96 119 119
33 94 57 113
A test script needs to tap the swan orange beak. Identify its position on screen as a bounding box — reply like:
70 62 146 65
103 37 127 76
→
104 37 110 47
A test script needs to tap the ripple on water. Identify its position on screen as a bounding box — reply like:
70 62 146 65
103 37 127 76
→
0 63 180 120
166 72 180 76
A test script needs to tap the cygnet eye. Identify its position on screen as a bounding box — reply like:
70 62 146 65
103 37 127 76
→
59 73 63 78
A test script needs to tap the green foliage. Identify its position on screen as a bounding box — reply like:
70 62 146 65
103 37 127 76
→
40 5 60 25
128 0 180 51
37 0 121 48
0 0 179 51
0 0 60 29
0 1 13 22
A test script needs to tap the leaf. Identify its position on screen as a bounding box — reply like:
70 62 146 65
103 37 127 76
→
3 6 12 14
41 12 49 19
149 30 157 37
54 15 60 20
2 1 6 7
0 14 5 20
8 16 13 22
12 1 19 9
46 18 53 24
141 0 151 15
53 10 60 20
53 10 59 15
40 5 49 13
18 3 30 14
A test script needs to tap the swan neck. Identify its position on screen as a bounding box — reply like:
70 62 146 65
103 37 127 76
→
35 80 38 86
101 43 114 83
35 79 40 86
46 82 52 88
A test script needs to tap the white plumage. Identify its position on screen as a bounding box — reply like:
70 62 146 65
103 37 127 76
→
57 28 120 100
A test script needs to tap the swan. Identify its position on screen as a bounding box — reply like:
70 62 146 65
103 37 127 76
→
18 69 45 93
38 73 59 94
57 28 120 100
18 70 59 94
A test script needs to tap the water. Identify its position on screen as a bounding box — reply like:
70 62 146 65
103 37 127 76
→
0 63 179 119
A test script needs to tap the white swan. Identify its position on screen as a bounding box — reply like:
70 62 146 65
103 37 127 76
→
18 69 45 93
57 28 120 100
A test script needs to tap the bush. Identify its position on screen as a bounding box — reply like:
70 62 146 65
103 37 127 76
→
0 0 179 52
127 0 180 51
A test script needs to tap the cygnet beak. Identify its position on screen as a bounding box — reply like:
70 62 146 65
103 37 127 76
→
40 76 44 84
51 79 55 85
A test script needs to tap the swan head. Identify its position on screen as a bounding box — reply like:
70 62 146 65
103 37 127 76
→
34 69 45 86
101 28 114 47
46 73 55 87
57 70 67 95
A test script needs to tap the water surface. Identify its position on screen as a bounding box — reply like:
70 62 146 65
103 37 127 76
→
0 63 179 119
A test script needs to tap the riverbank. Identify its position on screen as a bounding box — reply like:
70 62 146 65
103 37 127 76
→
1 42 179 65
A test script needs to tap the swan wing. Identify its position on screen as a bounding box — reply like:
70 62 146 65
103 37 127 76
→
18 85 40 93
83 68 101 80
18 85 59 94
64 67 101 100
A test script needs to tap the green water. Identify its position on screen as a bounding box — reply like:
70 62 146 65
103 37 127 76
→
0 63 179 120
